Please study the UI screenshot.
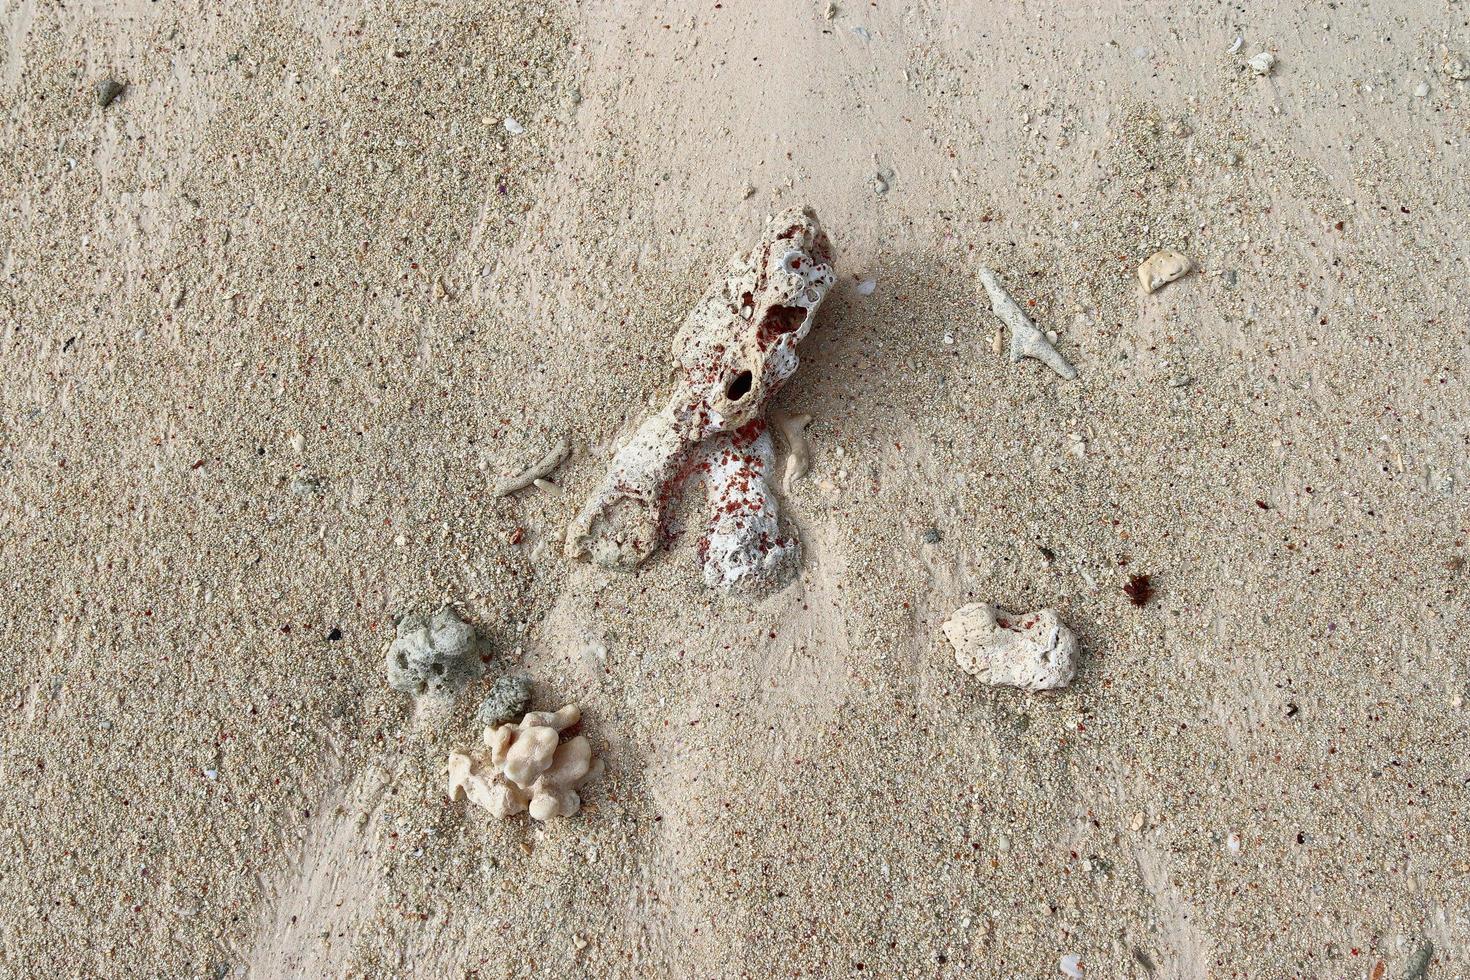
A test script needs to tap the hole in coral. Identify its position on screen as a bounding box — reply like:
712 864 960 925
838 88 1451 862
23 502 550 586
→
725 370 753 401
396 652 408 669
757 305 807 347
431 661 445 675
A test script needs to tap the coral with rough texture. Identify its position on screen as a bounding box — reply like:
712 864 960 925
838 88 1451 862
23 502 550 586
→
384 607 482 699
566 207 835 592
476 674 533 728
448 704 602 821
698 424 798 590
976 266 1077 380
942 603 1078 692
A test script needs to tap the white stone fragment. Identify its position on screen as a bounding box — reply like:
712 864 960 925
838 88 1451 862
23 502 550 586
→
1137 250 1193 294
448 704 603 822
942 603 1078 692
1248 51 1276 75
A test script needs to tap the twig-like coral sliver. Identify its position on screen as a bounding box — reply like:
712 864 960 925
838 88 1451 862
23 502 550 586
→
977 266 1077 380
494 434 571 497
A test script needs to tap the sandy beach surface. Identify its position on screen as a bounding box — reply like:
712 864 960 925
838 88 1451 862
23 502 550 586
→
3 1 1468 977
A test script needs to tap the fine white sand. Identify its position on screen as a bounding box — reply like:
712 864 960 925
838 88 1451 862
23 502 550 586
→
2 2 1467 977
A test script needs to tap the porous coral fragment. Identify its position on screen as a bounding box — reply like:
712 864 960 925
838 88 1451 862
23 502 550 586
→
942 603 1078 692
699 423 797 592
567 207 835 591
384 607 482 700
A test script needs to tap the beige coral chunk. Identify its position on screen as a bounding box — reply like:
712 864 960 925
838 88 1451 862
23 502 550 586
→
449 703 599 822
1137 250 1193 294
502 725 561 787
529 738 606 820
449 749 527 817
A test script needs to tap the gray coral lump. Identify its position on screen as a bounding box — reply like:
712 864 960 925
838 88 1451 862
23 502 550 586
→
476 674 533 728
384 607 482 698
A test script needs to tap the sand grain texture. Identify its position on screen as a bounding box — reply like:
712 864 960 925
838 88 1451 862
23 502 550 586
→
2 1 1467 977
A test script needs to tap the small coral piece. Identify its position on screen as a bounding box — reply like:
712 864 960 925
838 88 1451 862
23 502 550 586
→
449 704 602 821
1137 250 1193 294
384 607 482 699
976 266 1077 380
566 206 835 592
942 603 1078 692
476 674 533 728
493 434 571 497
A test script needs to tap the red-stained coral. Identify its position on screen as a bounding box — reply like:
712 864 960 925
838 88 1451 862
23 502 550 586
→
566 207 835 591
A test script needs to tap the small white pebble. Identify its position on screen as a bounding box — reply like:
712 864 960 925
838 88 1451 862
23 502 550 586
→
1226 832 1242 855
1060 953 1085 977
855 279 877 296
503 116 525 135
1414 81 1429 97
289 432 305 453
942 333 955 345
203 769 218 780
1248 51 1276 75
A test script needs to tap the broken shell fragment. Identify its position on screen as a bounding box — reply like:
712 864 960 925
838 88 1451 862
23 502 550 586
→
942 603 1078 692
1137 250 1193 294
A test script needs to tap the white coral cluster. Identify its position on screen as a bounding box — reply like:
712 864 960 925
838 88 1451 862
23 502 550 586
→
448 704 602 821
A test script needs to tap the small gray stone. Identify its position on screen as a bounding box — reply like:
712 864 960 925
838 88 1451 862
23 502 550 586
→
477 674 533 728
96 79 126 108
922 528 941 544
384 607 482 699
1403 939 1433 980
